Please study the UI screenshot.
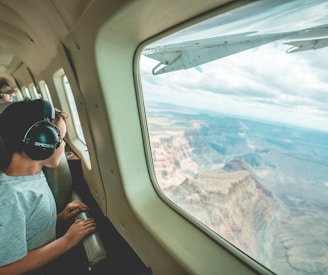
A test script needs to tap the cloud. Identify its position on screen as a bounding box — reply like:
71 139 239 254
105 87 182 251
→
139 0 328 132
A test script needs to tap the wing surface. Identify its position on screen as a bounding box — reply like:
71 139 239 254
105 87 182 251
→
144 24 328 75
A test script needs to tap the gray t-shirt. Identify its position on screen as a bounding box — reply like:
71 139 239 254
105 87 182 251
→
0 171 57 266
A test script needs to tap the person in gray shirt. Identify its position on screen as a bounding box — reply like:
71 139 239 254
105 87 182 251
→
0 99 96 274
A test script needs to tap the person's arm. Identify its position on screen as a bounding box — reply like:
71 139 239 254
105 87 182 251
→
0 218 96 275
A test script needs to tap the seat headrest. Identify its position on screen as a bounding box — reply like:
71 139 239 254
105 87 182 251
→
0 102 14 172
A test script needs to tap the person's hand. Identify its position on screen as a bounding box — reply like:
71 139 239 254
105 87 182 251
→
57 200 90 221
63 218 96 249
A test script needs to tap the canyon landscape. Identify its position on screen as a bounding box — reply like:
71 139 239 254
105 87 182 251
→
146 102 328 274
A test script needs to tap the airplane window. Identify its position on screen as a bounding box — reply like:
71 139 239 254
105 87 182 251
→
15 89 23 101
39 81 53 104
62 75 86 144
29 84 41 99
138 1 328 274
23 86 31 99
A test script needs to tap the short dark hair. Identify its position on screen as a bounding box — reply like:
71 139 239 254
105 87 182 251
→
0 99 54 153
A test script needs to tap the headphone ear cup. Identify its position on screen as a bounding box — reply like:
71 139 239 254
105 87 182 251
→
23 122 60 160
0 92 3 99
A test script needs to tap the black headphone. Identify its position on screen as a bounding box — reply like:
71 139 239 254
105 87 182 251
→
0 92 3 99
22 100 62 160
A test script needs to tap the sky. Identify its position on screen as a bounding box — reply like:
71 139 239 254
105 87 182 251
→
139 0 328 132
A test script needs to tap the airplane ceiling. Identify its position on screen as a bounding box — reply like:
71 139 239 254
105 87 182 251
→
0 0 92 85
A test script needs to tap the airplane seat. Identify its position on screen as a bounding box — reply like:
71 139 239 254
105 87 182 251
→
43 155 108 271
43 154 73 213
0 103 107 272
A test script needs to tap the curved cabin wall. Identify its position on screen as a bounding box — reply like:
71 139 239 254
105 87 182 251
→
4 0 268 274
12 64 33 89
62 0 264 274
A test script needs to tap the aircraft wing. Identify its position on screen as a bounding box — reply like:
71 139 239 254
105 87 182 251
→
144 24 328 75
284 37 328 53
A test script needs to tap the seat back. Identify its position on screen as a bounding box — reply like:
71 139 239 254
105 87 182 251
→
43 154 72 212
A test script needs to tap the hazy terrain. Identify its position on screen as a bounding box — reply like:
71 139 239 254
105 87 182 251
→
146 102 328 275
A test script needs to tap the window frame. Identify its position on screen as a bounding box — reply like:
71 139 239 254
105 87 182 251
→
135 1 328 274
